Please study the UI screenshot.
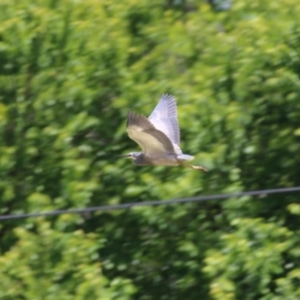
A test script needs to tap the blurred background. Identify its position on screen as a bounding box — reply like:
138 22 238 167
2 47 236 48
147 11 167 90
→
1 0 300 299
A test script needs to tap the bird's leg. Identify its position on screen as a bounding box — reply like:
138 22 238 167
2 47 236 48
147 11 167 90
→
190 165 208 171
180 161 208 172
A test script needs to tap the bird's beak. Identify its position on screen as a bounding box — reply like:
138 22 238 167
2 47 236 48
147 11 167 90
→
116 154 129 159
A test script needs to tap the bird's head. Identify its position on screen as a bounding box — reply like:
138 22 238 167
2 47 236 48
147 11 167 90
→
117 152 141 162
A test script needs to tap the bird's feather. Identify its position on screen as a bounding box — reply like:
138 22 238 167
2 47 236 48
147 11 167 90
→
148 94 182 153
127 111 175 154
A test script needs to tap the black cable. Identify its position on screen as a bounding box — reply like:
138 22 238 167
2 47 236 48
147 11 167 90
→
0 186 300 221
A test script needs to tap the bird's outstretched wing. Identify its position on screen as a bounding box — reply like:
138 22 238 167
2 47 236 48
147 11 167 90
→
127 111 175 155
148 94 181 153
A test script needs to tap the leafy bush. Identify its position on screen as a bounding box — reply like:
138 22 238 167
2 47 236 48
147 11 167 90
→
1 0 300 299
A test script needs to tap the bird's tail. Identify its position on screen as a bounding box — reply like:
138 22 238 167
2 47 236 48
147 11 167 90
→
177 154 194 161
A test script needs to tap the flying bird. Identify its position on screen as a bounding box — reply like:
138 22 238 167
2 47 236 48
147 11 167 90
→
119 94 207 171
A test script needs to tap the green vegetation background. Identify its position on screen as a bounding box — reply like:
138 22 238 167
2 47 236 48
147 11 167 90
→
1 0 300 299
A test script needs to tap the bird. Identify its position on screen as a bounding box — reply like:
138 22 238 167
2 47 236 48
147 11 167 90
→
119 94 207 171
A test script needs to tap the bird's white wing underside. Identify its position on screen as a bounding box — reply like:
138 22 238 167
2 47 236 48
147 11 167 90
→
127 126 169 155
148 94 182 154
127 111 176 155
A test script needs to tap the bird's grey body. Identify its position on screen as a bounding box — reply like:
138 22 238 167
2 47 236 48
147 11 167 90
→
120 94 207 171
133 153 193 166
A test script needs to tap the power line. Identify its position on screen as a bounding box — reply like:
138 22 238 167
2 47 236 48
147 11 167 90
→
0 186 300 221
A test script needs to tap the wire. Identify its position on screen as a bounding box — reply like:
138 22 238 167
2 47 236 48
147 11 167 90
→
0 186 300 221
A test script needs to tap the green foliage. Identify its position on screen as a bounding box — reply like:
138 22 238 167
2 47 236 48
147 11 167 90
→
0 219 110 299
1 0 300 299
204 218 294 299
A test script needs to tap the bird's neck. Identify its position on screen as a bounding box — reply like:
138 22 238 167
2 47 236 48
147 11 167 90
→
134 153 151 166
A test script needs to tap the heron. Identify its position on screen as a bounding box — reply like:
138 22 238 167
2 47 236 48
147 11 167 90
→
119 94 207 171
